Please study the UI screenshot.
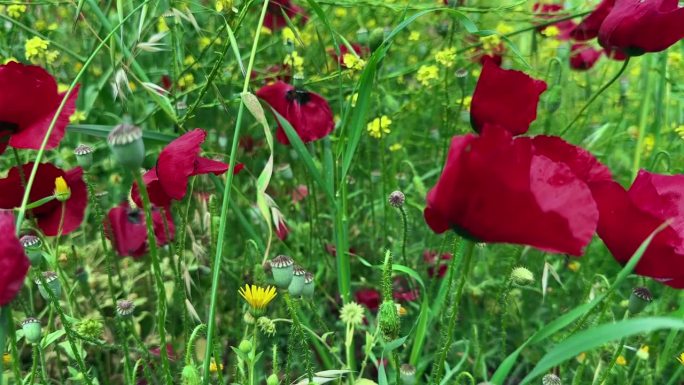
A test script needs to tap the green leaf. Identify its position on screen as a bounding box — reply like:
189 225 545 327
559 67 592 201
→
383 335 408 354
409 300 430 365
68 124 177 143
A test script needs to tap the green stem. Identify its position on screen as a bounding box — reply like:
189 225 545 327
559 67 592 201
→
202 1 270 382
132 170 172 385
598 310 630 385
560 58 630 136
429 241 475 385
398 205 409 268
631 56 654 180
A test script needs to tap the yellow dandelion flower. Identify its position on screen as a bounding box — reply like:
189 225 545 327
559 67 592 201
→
408 31 421 41
677 352 684 365
7 3 27 19
25 37 50 63
435 47 457 68
215 0 233 12
389 143 403 152
542 26 560 38
416 65 439 87
367 115 392 139
567 261 581 272
343 53 366 71
239 284 277 311
616 355 627 366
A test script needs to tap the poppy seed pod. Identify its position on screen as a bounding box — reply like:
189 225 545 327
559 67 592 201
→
35 271 61 300
542 373 562 385
270 255 295 288
287 265 307 296
73 144 94 169
266 374 280 385
20 235 43 266
116 299 136 317
628 287 653 315
107 123 145 170
302 272 314 298
21 317 42 344
400 364 416 385
388 190 405 208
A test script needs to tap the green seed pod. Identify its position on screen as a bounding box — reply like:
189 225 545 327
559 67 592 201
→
74 144 94 170
542 373 562 385
181 364 201 385
266 373 280 385
287 265 306 297
238 339 253 354
628 287 653 315
400 364 416 385
302 272 314 298
21 318 42 344
35 271 61 300
20 235 43 266
378 300 400 341
107 123 145 170
510 266 534 286
270 255 294 289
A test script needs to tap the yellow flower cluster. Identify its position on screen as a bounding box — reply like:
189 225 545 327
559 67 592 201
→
215 0 233 12
435 47 456 68
25 37 59 65
408 31 420 41
541 26 560 38
416 65 439 86
480 34 501 52
367 115 392 139
7 3 27 19
343 53 366 71
284 51 304 73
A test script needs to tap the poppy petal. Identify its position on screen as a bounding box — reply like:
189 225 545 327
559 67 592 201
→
0 211 30 306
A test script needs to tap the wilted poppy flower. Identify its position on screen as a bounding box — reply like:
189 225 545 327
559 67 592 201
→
355 289 380 311
133 129 239 208
0 163 87 236
598 0 684 56
256 81 335 145
570 0 615 41
329 44 368 68
470 59 547 136
0 211 30 305
107 202 174 258
0 61 79 155
570 44 603 70
264 0 308 31
424 125 611 256
593 171 684 288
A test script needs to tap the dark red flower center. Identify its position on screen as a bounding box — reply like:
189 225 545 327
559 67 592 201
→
0 121 18 143
286 89 310 104
127 208 142 224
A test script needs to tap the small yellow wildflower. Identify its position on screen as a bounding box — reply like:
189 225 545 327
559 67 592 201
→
215 0 233 12
342 53 366 71
674 125 684 140
642 134 655 156
416 65 440 87
396 304 407 317
630 65 641 78
157 16 169 33
7 3 27 19
45 50 59 65
459 95 473 110
2 353 11 365
178 73 194 88
367 115 392 139
70 110 87 124
209 360 224 373
261 26 273 35
282 27 297 44
183 55 196 67
334 7 347 17
54 177 71 201
567 261 581 272
636 345 649 360
284 51 304 73
24 37 50 63
408 31 421 41
199 37 213 50
676 352 684 365
389 143 403 152
480 34 501 52
668 52 683 68
542 26 560 38
239 284 277 312
496 22 514 35
616 355 627 366
435 47 457 68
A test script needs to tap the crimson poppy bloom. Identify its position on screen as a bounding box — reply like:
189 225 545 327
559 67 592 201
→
598 0 684 56
264 0 308 31
424 125 611 256
570 0 615 41
329 44 368 68
0 163 87 236
355 288 380 311
470 59 547 136
533 3 576 40
424 250 452 278
107 202 174 258
0 211 30 305
0 61 79 155
256 81 335 145
593 171 684 288
133 129 239 208
570 44 604 70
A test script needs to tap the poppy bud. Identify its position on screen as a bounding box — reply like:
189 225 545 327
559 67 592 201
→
266 374 280 385
544 86 562 114
181 364 201 385
356 28 369 45
53 176 71 202
368 28 385 51
302 272 314 298
628 287 653 315
21 318 42 344
378 300 400 341
35 271 61 300
238 339 253 354
107 123 145 170
510 267 534 286
287 265 307 296
542 373 562 385
388 190 405 208
270 255 295 288
73 144 94 169
400 364 416 385
116 299 136 317
20 235 43 266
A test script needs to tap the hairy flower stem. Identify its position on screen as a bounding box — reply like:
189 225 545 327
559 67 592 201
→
429 241 475 385
598 310 630 385
132 171 172 385
398 205 409 268
631 55 654 179
203 1 270 382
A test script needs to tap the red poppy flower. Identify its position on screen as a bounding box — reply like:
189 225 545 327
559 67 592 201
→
604 47 628 61
107 202 174 258
264 0 308 31
329 44 368 68
570 44 604 70
392 278 419 302
598 0 684 56
0 211 30 306
0 163 87 236
533 3 576 40
570 0 616 41
593 171 684 288
291 184 309 204
424 125 610 256
424 250 453 278
470 59 547 136
133 129 239 208
355 288 380 311
0 61 79 155
256 81 335 145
